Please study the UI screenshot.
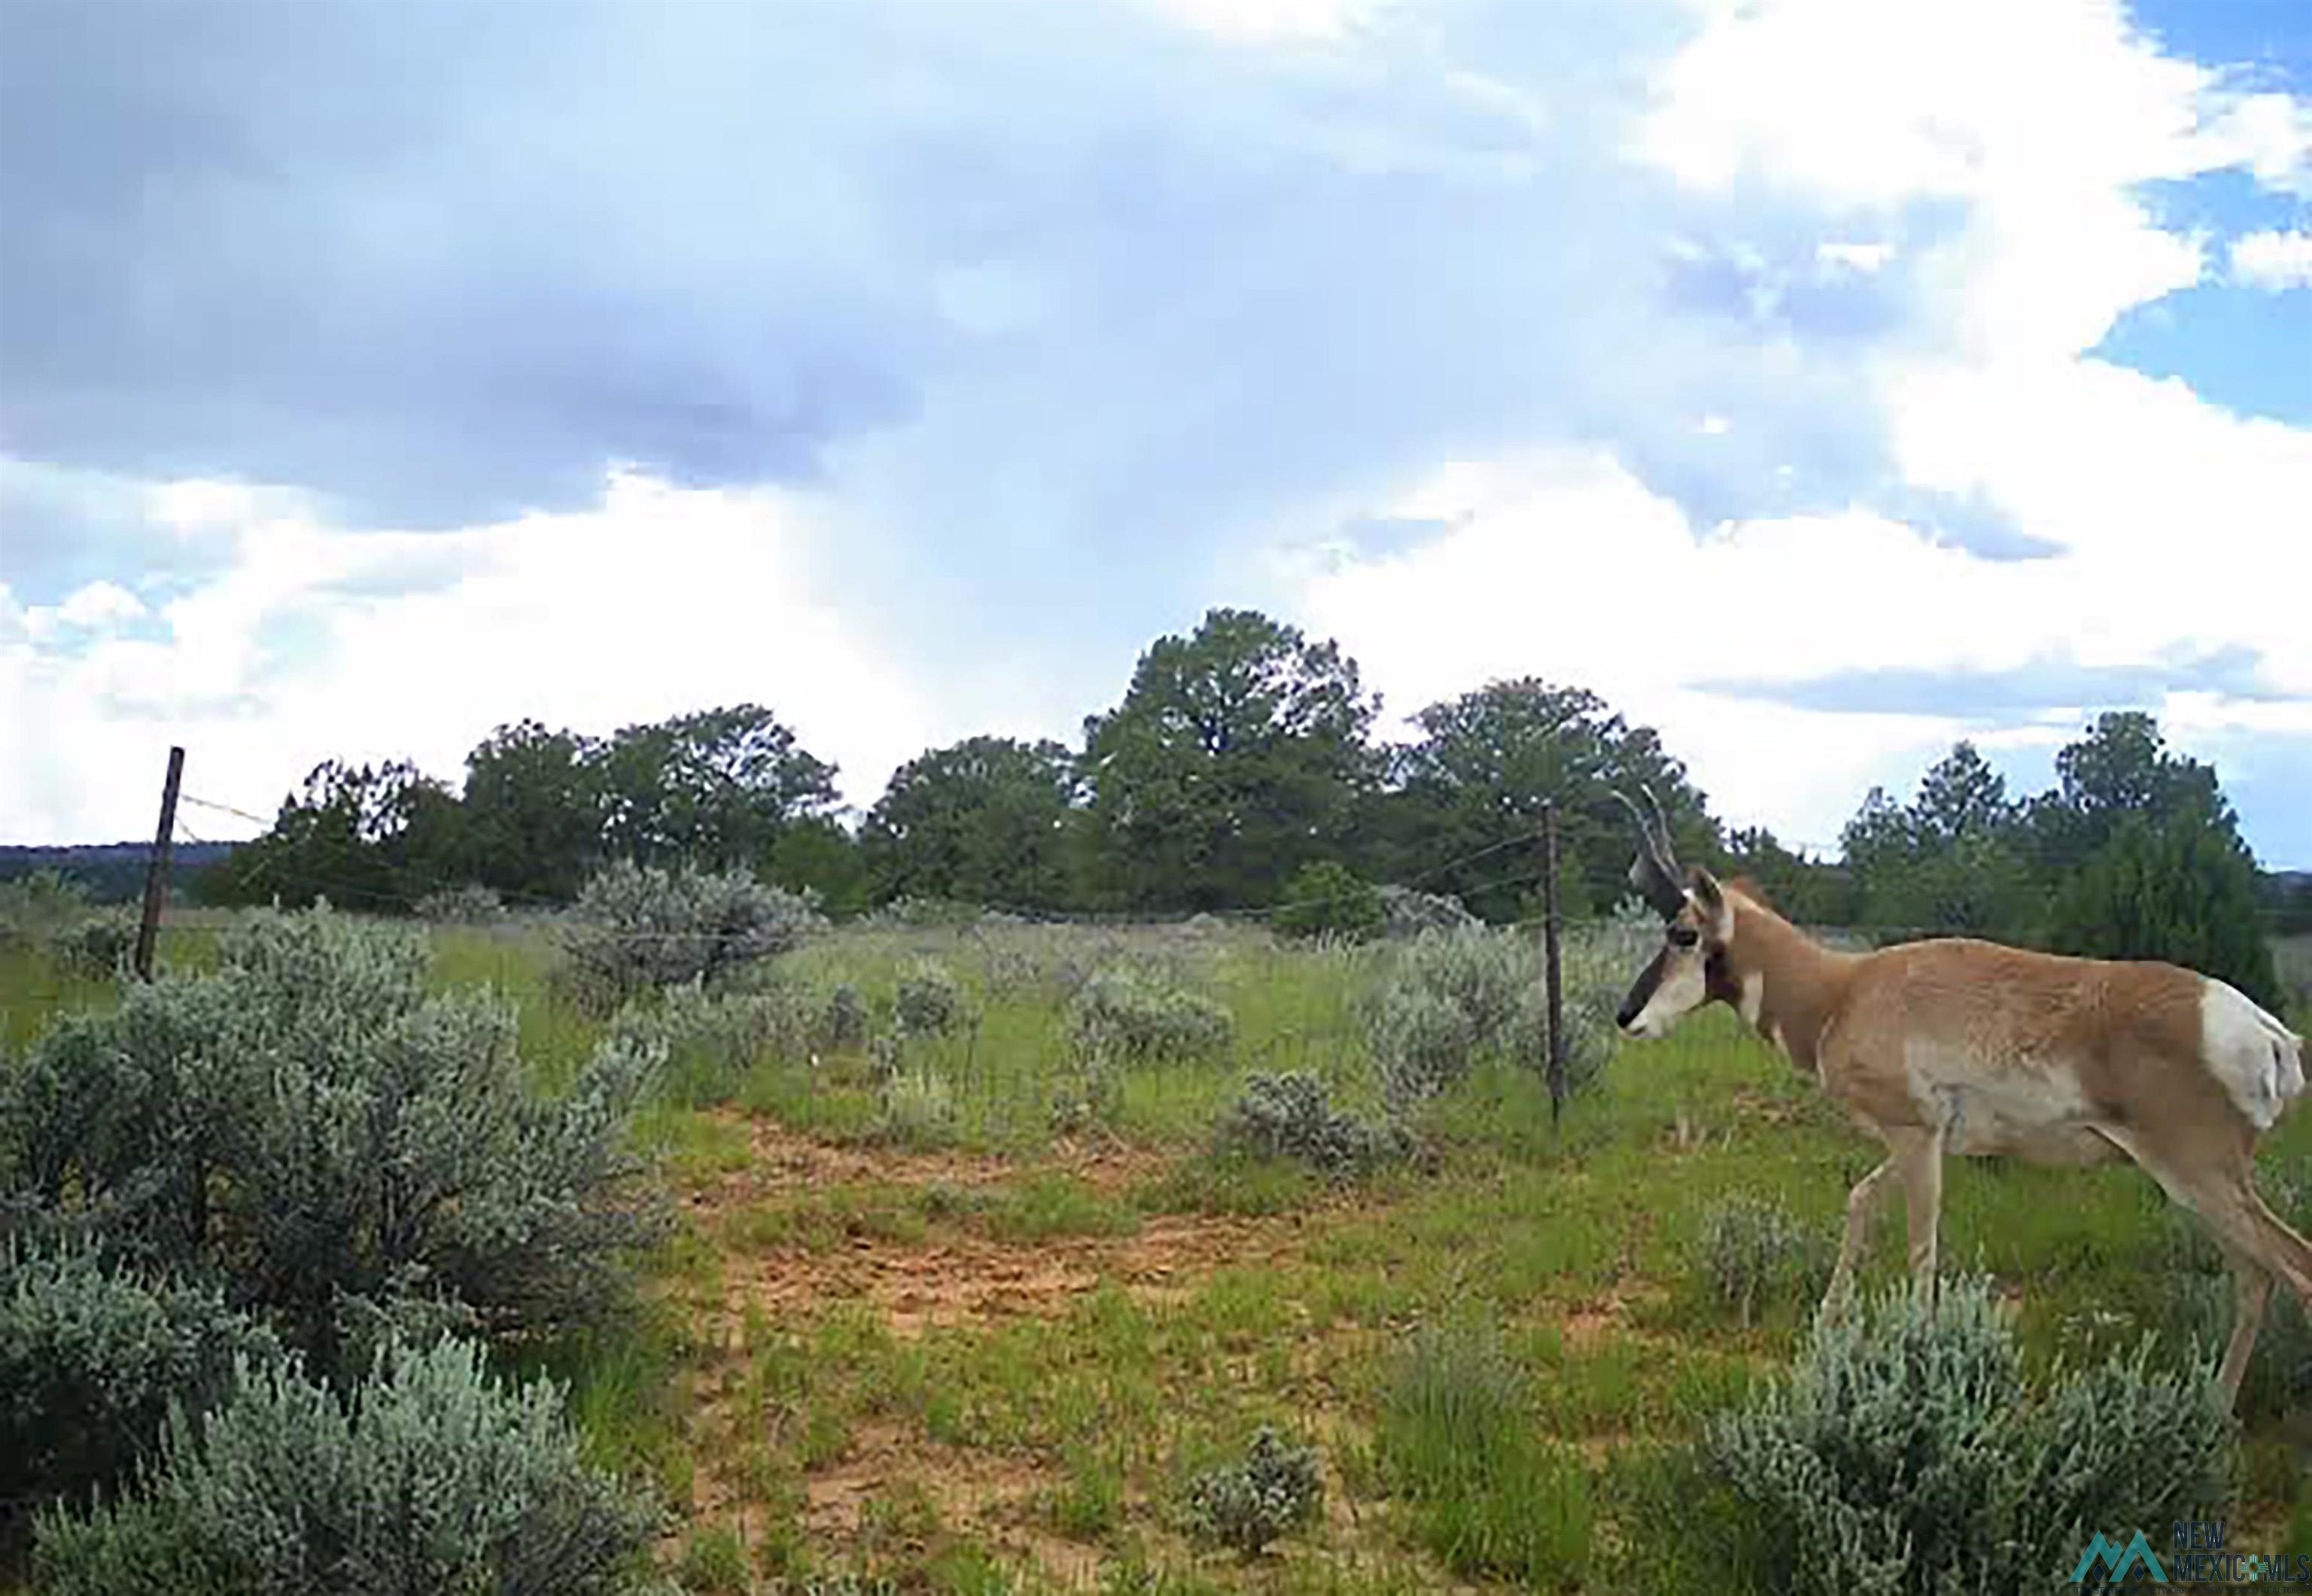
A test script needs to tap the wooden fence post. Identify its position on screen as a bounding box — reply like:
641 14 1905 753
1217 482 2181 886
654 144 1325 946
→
1543 801 1565 1131
133 746 186 982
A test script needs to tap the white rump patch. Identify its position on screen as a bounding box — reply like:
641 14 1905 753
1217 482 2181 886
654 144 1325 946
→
2201 980 2307 1132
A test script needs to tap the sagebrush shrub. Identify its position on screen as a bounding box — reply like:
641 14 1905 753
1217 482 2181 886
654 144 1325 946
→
1696 1194 1828 1327
876 1066 959 1149
1502 974 1616 1099
1705 1276 2235 1596
0 868 93 952
863 895 983 929
413 883 506 923
818 982 869 1050
1066 967 1233 1065
1215 1072 1410 1176
972 938 1045 1001
1549 921 1650 1087
1364 928 1523 1106
1374 884 1480 938
54 908 138 978
1365 925 1623 1108
1365 981 1485 1108
893 956 967 1037
1047 1051 1123 1137
1184 1427 1323 1555
0 907 666 1380
0 1239 278 1534
33 1336 666 1596
609 980 808 1107
559 859 823 1009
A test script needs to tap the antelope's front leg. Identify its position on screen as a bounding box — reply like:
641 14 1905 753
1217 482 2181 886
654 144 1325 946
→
1823 1156 1895 1322
1892 1127 1945 1305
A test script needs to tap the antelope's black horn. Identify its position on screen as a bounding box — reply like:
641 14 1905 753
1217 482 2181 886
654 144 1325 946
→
1612 789 1689 920
1636 781 1679 868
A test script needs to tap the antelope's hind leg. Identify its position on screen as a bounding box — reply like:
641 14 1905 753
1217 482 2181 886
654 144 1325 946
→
2215 1248 2273 1405
2116 1124 2312 1409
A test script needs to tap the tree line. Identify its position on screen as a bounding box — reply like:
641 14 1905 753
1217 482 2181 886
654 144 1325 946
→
199 607 1711 923
197 605 2305 1006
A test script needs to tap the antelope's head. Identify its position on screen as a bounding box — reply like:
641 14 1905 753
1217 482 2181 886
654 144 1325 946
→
1611 786 1734 1041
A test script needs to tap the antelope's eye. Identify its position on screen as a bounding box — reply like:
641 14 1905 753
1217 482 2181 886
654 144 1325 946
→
1668 925 1699 950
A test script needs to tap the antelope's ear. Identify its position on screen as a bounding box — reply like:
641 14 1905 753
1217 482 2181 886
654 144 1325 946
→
1687 867 1733 939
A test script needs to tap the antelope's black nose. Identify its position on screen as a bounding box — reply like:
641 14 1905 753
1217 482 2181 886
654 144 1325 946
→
1616 994 1643 1029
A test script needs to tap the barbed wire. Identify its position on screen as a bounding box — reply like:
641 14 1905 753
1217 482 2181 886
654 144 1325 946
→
179 793 273 828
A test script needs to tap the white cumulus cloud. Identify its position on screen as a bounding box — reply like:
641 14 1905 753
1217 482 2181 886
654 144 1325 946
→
2230 228 2312 290
0 473 948 844
1270 0 2312 859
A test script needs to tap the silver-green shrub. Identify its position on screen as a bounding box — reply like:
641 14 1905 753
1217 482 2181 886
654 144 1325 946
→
0 871 138 979
1375 884 1480 938
893 956 967 1038
54 907 138 979
413 883 506 923
1184 1426 1324 1555
558 859 823 1010
1 1238 279 1530
0 868 93 952
1696 1194 1830 1327
1364 928 1523 1108
34 1336 666 1596
1366 924 1626 1108
607 980 809 1108
1215 1072 1410 1177
0 907 666 1379
1705 1277 2235 1595
817 982 869 1050
1365 981 1485 1108
1066 967 1234 1066
875 1065 960 1150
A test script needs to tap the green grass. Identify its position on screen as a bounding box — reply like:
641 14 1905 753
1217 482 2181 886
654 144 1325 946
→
1373 1311 1597 1588
427 919 607 1090
8 906 2311 1593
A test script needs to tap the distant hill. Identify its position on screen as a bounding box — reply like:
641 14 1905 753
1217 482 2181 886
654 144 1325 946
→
0 841 236 903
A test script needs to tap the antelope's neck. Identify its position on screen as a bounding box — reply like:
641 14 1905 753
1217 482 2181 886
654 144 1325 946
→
1722 902 1852 1075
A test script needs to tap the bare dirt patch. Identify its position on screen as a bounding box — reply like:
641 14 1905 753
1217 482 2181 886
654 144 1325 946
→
676 1111 1178 1210
674 1111 1330 1339
656 1111 1478 1587
801 1424 1106 1590
722 1208 1311 1336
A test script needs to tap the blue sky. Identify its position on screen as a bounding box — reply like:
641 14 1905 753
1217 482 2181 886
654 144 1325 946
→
2 0 2309 865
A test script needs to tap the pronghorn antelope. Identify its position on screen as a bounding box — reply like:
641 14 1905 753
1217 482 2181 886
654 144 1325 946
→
1607 789 2309 1408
